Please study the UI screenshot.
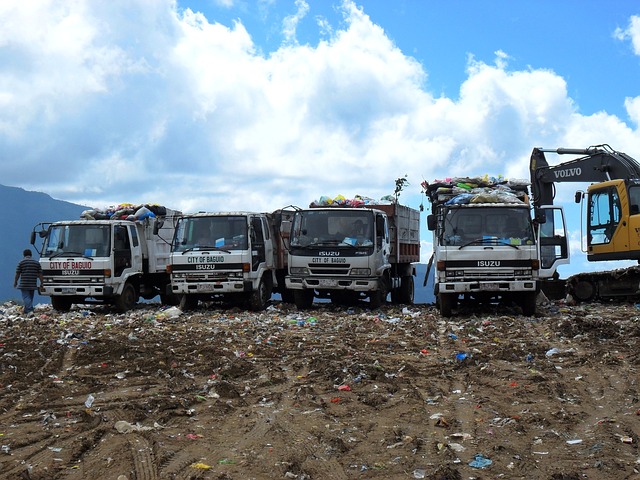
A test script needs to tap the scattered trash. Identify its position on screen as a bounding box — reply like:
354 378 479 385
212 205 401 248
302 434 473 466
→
468 453 492 468
161 306 183 319
84 394 95 408
114 421 154 434
2 299 639 477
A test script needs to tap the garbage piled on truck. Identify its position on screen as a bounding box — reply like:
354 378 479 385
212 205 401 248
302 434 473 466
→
79 203 169 221
310 194 396 207
421 175 531 205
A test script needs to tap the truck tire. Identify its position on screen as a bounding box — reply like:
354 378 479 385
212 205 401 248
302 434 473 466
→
399 276 415 304
280 289 295 304
369 287 387 309
179 294 198 311
115 282 137 313
249 277 271 311
520 291 537 316
438 293 456 317
294 289 314 310
160 292 180 306
51 296 73 312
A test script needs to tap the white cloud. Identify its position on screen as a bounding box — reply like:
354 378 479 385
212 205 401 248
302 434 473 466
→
1 0 640 272
282 0 309 45
614 15 640 55
625 96 640 126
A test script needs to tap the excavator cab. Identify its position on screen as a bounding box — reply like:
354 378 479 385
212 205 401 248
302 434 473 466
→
583 179 640 261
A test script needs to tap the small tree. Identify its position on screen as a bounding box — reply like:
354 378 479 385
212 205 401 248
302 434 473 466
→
394 175 409 201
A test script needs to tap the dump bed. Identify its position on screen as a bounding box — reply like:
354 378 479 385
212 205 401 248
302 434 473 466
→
371 203 420 264
140 209 180 273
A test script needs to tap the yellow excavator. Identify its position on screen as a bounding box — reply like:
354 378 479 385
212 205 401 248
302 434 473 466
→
530 144 640 301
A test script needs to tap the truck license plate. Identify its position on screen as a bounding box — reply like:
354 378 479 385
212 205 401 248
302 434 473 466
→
319 279 337 287
197 284 216 292
60 288 75 294
483 283 500 291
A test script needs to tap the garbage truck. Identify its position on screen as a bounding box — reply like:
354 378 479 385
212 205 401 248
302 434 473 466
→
285 197 420 309
31 204 181 312
167 211 291 310
424 177 568 316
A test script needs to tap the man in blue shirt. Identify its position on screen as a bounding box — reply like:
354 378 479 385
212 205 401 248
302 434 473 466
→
14 249 43 315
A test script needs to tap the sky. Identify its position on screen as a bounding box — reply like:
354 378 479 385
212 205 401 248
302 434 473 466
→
2 0 640 277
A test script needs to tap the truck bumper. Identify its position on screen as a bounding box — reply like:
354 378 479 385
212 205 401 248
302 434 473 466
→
438 280 536 294
41 285 114 297
286 276 378 291
171 281 250 295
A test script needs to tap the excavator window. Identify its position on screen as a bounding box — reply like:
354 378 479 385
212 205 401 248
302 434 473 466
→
629 186 640 215
588 187 620 245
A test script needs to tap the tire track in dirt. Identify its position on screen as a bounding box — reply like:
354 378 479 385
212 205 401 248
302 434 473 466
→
128 434 157 480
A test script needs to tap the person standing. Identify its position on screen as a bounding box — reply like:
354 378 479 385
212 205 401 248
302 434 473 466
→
14 249 43 315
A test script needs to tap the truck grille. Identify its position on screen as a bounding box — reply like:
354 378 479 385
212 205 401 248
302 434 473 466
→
308 264 351 275
447 269 531 279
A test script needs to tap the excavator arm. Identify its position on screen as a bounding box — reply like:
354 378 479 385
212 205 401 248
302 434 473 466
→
530 144 640 211
530 144 640 302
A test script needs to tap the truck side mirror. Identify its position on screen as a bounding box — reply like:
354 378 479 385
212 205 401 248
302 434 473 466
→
427 214 437 231
30 231 36 245
574 191 583 203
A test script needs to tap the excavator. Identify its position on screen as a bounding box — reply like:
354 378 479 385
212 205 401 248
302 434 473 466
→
530 144 640 301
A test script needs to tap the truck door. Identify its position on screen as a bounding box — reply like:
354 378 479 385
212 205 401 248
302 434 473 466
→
375 213 388 250
250 216 266 271
128 224 143 271
113 225 132 277
537 206 569 278
261 216 275 269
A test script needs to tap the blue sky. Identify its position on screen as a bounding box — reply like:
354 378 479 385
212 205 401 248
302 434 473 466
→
1 0 640 277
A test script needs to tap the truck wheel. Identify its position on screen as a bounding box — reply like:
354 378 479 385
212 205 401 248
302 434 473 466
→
520 291 537 316
294 290 314 310
160 292 180 306
51 296 73 312
179 294 198 311
400 276 415 304
249 277 271 311
280 289 295 304
438 293 456 317
369 287 387 309
115 282 137 313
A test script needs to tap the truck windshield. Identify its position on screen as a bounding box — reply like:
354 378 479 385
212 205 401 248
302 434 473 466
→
442 207 534 247
290 210 374 247
42 224 111 258
173 216 248 252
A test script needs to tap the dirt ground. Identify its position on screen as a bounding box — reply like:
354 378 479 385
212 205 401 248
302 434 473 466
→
0 297 639 480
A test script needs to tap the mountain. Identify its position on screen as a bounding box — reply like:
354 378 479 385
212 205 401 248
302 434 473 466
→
0 184 88 303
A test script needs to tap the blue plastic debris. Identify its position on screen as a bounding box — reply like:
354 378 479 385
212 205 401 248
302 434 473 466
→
468 454 492 468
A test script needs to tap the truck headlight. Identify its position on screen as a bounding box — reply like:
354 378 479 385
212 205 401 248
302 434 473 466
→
350 268 371 275
290 267 309 275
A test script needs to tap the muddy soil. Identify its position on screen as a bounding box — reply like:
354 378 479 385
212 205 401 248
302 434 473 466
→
0 299 639 480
